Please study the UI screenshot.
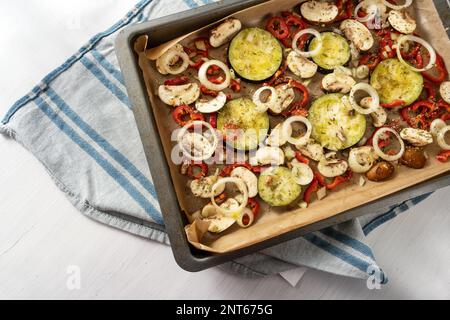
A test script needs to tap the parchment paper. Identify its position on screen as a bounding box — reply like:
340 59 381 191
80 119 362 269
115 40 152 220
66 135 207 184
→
134 0 450 253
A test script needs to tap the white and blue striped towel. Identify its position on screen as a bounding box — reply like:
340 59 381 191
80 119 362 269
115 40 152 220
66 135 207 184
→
0 0 433 282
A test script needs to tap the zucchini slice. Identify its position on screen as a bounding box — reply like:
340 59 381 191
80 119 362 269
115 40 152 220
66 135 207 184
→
258 167 302 207
217 97 270 150
370 58 424 106
229 28 283 82
309 32 351 71
308 93 366 151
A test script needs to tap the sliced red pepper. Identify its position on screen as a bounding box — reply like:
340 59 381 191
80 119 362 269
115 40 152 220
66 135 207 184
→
207 64 221 75
247 198 261 219
303 178 319 204
314 172 327 188
422 81 437 101
172 105 204 127
208 75 225 84
295 152 310 165
208 113 218 129
230 79 241 93
164 76 189 86
335 0 352 22
266 16 290 40
359 54 381 70
436 150 450 163
186 162 209 180
220 163 261 177
380 100 405 109
326 170 353 190
264 64 288 87
411 100 435 117
282 80 310 116
423 53 448 84
200 85 219 97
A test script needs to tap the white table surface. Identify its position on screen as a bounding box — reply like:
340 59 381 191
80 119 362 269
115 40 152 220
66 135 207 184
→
0 0 449 300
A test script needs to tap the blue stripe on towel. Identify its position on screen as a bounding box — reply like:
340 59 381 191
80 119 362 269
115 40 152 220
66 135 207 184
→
35 95 164 224
304 233 387 283
183 0 198 8
45 87 158 199
2 0 153 124
320 227 375 260
91 50 125 85
80 57 132 108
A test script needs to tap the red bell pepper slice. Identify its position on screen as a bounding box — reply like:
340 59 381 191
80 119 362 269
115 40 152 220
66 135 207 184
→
266 16 290 40
208 113 218 129
282 80 310 116
172 105 205 127
325 171 353 190
436 150 450 163
230 79 241 93
423 53 448 84
186 162 209 180
380 100 405 109
359 54 381 70
295 152 310 165
303 178 319 204
422 81 437 101
247 198 261 219
164 76 189 86
219 163 263 177
200 85 219 97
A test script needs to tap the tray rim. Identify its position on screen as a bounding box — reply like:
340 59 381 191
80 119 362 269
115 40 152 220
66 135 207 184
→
114 0 450 272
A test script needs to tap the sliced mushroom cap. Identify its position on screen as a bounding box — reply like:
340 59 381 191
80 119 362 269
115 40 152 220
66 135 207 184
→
388 10 416 34
296 139 325 162
190 175 225 199
361 97 388 128
269 84 295 114
255 146 285 166
322 68 356 94
195 92 227 113
340 19 374 51
156 44 185 75
400 128 433 147
318 159 349 178
287 51 318 79
300 1 339 24
205 215 236 233
210 18 242 48
266 123 291 147
158 83 200 106
230 167 258 198
440 81 450 104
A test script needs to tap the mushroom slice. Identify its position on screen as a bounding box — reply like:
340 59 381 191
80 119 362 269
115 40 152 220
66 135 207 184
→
388 10 416 34
296 139 324 162
400 128 433 147
322 67 356 94
340 19 374 51
300 1 339 24
255 146 285 166
156 44 185 75
158 83 200 107
318 159 349 178
361 97 387 128
195 92 227 113
190 175 225 199
269 84 295 115
440 81 450 104
205 215 236 233
287 51 318 79
291 160 314 186
210 18 242 48
230 167 258 198
266 123 291 147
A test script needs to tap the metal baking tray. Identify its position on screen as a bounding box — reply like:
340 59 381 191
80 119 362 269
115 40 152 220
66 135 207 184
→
115 0 450 272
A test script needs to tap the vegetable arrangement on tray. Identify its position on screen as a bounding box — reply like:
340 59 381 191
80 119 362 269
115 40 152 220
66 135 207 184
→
153 0 450 235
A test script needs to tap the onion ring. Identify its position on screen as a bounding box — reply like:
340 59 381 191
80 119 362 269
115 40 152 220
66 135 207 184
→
253 86 277 113
373 127 405 161
177 121 218 161
211 177 249 217
236 208 254 228
355 1 378 23
348 83 380 115
382 0 412 10
292 29 323 58
437 125 450 150
282 116 312 146
396 35 437 72
430 119 446 136
291 161 314 186
198 59 231 91
160 50 190 75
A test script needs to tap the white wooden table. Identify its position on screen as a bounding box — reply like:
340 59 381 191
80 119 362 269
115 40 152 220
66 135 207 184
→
0 0 449 300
